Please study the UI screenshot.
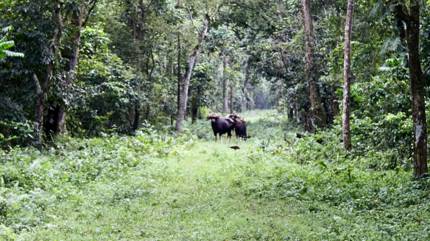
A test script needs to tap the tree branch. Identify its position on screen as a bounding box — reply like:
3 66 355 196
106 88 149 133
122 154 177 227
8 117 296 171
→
82 0 98 27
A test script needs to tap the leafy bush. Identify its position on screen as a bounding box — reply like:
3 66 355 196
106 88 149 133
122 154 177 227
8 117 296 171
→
69 26 142 136
240 123 430 240
0 120 33 148
0 130 177 233
349 57 413 162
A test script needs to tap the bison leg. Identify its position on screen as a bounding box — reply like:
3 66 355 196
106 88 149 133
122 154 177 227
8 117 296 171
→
212 129 218 140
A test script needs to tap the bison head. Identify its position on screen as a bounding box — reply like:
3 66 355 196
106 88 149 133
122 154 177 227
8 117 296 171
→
207 114 220 122
227 113 246 124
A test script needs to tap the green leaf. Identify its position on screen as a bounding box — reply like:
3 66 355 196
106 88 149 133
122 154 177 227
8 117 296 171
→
0 40 15 50
3 50 24 58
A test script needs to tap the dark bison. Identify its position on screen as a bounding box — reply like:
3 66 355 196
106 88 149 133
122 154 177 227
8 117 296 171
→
228 114 249 139
207 114 235 139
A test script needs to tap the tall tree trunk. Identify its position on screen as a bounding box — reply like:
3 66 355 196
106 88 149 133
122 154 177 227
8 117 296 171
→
55 7 83 134
33 1 63 146
280 51 296 119
242 59 251 111
175 15 210 132
177 33 181 119
191 96 198 124
407 1 427 178
342 0 354 150
51 1 97 135
33 73 45 148
132 101 140 132
301 0 327 132
191 86 201 124
222 54 229 113
229 82 234 113
168 43 176 124
395 1 428 178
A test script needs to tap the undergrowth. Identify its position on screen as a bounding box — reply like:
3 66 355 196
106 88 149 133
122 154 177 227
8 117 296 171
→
0 128 183 240
0 110 429 240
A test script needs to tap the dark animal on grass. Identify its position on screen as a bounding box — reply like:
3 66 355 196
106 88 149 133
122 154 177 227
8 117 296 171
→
228 114 250 140
207 114 235 140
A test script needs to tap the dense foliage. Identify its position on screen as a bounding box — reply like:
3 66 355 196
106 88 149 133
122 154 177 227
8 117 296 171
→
1 0 430 239
0 1 429 157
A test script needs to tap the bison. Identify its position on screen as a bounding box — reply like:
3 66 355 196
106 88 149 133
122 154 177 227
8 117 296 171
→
207 114 235 140
228 114 249 140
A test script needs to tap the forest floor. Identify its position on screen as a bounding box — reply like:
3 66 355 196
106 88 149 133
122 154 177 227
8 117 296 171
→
2 110 430 240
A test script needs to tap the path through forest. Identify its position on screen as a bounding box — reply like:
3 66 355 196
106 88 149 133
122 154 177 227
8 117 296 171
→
13 111 429 240
18 111 315 240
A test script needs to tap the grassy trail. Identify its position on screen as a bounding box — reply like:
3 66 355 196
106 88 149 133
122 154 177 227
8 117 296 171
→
18 112 305 240
12 111 430 240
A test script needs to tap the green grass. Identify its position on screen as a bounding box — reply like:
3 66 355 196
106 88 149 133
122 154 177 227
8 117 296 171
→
1 110 430 240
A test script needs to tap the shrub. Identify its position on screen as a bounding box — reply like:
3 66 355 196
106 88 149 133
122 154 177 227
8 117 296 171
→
0 120 33 148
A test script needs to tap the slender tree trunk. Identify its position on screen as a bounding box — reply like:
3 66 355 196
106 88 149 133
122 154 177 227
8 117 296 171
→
191 98 198 124
288 107 294 120
144 104 151 120
33 73 45 147
280 51 298 120
132 102 140 132
175 15 210 132
222 54 229 113
242 59 251 111
229 82 234 113
342 0 354 150
275 78 284 109
295 103 301 123
177 33 181 118
301 0 327 131
168 44 175 123
191 87 201 124
406 1 427 178
50 1 97 135
55 8 83 134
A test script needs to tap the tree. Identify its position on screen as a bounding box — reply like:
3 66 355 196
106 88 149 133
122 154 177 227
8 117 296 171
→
34 1 63 147
342 0 354 150
301 0 327 131
175 13 210 132
177 32 182 123
190 63 212 124
52 0 99 135
394 0 428 178
222 54 230 113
